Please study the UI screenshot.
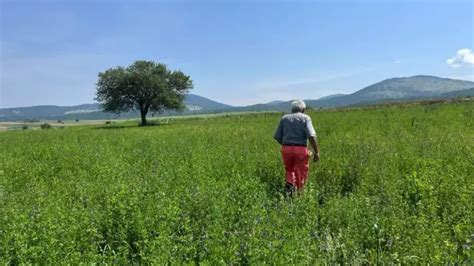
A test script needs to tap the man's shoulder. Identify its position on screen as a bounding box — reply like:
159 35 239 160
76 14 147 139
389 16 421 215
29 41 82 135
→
294 112 312 120
282 112 312 121
301 113 311 119
281 114 294 121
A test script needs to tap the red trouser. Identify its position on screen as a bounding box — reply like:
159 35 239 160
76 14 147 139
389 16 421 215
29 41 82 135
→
281 145 309 190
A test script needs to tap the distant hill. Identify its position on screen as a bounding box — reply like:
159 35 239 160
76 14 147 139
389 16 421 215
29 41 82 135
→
0 94 232 121
181 76 474 113
265 100 286 105
437 87 474 99
184 94 231 111
303 75 474 108
2 76 473 121
316 93 346 100
0 104 103 121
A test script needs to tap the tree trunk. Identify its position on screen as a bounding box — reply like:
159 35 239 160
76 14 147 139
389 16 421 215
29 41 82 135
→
140 108 148 126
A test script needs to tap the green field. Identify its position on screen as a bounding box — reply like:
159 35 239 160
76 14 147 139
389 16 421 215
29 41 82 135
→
1 101 473 264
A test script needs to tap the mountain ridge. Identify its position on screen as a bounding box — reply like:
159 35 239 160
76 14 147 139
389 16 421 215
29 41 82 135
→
0 94 231 121
1 75 473 121
301 75 474 109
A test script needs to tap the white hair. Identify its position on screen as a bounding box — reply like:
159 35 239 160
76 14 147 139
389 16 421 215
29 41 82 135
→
291 100 306 113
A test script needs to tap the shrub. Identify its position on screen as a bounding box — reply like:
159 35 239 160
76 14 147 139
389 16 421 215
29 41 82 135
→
40 123 52 129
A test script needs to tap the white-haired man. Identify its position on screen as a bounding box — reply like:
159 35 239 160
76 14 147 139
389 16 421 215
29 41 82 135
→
274 100 319 195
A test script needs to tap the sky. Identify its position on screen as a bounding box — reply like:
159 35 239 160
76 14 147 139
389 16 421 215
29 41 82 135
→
1 0 473 108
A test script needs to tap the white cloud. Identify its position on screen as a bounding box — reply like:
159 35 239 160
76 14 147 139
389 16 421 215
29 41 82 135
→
447 48 474 67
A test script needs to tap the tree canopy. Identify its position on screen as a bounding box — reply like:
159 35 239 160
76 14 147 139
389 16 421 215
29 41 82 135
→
95 60 193 125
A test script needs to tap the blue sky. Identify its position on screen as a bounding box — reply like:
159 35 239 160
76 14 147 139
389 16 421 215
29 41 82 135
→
1 0 473 108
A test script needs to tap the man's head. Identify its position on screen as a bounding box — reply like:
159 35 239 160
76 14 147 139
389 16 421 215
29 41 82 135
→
291 100 306 113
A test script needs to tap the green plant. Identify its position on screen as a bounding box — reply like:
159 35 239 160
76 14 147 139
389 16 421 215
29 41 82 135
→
0 101 472 264
40 123 52 129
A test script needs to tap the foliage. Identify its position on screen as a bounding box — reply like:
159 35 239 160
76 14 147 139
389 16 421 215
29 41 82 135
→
95 60 193 125
0 102 473 264
40 123 52 129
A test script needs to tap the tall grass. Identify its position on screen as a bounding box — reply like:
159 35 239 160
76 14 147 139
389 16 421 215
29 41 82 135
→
1 101 472 264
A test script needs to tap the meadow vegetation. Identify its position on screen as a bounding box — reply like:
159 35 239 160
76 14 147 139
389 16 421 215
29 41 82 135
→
0 101 473 264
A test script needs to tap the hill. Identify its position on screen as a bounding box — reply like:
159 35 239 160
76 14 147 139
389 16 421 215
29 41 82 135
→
316 93 347 100
304 75 474 108
2 76 473 120
437 87 474 99
184 94 232 111
0 94 232 121
265 100 286 105
230 76 474 112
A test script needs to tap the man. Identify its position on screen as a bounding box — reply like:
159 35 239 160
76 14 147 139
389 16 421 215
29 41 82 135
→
274 100 320 196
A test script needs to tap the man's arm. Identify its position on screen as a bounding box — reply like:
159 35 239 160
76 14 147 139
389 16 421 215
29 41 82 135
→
309 136 319 162
305 116 319 162
274 119 284 144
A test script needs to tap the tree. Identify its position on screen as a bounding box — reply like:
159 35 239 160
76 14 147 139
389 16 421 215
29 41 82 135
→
95 60 193 126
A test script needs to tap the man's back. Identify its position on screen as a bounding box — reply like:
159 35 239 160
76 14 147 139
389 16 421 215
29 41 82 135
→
274 112 316 146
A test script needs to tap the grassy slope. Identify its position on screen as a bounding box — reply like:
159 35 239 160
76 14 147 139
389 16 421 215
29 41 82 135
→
0 101 473 264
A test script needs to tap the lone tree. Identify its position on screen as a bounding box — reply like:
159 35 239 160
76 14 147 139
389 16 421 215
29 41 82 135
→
95 60 193 126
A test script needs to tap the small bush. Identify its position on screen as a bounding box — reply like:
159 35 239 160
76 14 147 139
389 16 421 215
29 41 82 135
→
40 123 52 130
22 125 28 130
105 121 112 125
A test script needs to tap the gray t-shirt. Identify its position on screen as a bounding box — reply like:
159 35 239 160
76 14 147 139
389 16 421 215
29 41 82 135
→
274 112 316 146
